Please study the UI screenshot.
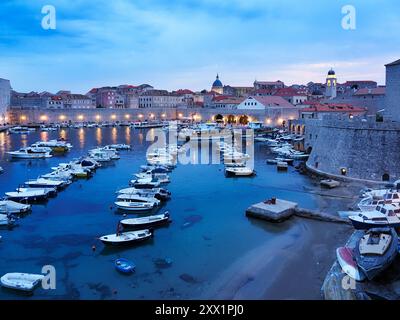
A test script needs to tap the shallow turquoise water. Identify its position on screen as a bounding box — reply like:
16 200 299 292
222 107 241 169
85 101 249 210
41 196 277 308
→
0 127 320 299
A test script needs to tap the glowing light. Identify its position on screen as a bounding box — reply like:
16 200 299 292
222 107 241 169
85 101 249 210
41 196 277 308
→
125 114 130 119
40 115 48 121
95 115 101 121
178 113 183 118
161 113 167 118
77 115 84 121
138 114 143 118
149 113 155 119
111 114 117 120
20 115 27 121
278 118 284 125
266 118 272 125
59 115 66 121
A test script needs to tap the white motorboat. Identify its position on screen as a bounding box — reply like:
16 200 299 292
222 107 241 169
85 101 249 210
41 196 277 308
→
0 214 15 227
16 187 57 197
135 172 170 184
120 212 171 228
114 201 154 212
7 147 52 159
130 177 161 188
349 204 400 229
358 190 400 211
277 161 288 171
24 178 66 189
225 167 254 177
116 194 160 206
0 273 44 292
116 187 171 201
32 140 72 152
0 200 31 214
107 144 131 150
5 188 50 202
41 169 73 181
8 126 35 134
99 228 153 245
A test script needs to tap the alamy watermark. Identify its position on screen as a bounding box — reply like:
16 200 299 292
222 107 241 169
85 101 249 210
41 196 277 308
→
341 5 356 30
41 5 56 30
41 265 56 290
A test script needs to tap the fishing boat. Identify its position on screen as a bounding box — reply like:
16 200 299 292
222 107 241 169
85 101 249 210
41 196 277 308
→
5 188 50 202
354 228 398 280
0 200 31 214
0 214 16 227
116 194 160 206
24 178 67 190
32 140 72 153
107 144 131 150
130 177 161 188
116 187 171 201
7 147 52 159
0 273 44 292
120 212 171 228
277 161 288 171
225 167 254 177
99 224 153 245
349 204 400 229
8 126 35 134
135 172 170 184
336 247 366 281
115 201 155 212
115 258 136 273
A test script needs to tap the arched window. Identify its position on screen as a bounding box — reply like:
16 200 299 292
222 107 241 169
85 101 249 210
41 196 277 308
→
382 173 390 182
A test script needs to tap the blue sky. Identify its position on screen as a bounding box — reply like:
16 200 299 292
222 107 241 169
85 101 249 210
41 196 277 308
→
0 0 399 93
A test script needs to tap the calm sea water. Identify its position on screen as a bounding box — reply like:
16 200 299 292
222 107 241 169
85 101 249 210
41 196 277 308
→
0 127 321 299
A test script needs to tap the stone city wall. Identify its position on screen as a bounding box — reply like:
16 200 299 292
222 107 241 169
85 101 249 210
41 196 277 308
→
305 115 400 182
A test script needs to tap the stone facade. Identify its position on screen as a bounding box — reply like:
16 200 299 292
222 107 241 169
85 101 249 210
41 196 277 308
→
0 78 11 124
305 116 400 182
385 60 400 121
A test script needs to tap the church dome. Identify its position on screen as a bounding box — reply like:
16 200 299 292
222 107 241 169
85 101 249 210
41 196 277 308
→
212 74 223 88
328 69 336 76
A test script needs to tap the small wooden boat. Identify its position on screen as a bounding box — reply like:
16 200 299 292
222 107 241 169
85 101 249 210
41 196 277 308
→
120 212 171 228
336 247 366 281
277 162 288 171
354 228 398 280
114 201 154 212
225 167 254 177
100 225 153 246
0 200 31 214
0 273 44 292
115 258 136 273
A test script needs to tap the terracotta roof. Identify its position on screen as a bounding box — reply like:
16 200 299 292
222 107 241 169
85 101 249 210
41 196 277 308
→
175 89 194 95
274 87 307 97
354 87 385 95
252 96 294 108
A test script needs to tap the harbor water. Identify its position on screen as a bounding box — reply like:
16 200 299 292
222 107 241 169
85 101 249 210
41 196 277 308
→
0 127 341 299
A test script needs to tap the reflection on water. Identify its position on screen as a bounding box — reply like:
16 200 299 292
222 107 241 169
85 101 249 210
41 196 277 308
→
124 127 131 145
111 127 117 144
95 128 102 145
39 131 48 142
78 128 85 148
59 129 67 141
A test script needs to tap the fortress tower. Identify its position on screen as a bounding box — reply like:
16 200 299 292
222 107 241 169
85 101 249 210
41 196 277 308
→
385 59 400 121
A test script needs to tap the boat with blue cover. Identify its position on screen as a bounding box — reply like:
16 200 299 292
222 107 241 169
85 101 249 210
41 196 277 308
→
115 258 136 274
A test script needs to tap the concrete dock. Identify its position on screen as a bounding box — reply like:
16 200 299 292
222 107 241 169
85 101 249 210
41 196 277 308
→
246 198 349 224
246 199 297 222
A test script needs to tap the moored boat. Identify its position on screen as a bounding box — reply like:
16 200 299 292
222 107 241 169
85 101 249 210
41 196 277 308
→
354 228 398 280
114 201 155 212
120 212 171 228
336 247 366 281
0 200 31 214
115 258 136 273
99 227 153 245
0 273 44 292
